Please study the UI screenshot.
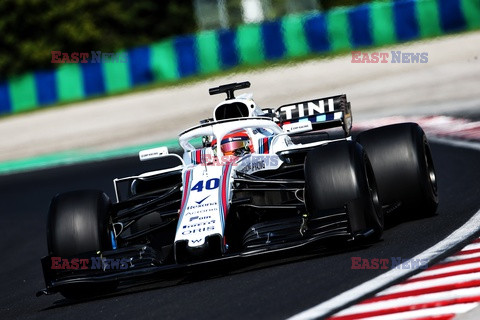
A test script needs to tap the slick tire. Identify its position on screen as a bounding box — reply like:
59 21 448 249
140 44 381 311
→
356 123 438 218
304 140 383 241
47 190 115 299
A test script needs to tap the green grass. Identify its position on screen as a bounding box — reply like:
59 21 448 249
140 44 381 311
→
0 139 180 176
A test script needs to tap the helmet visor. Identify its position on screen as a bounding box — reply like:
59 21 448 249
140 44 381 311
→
221 140 249 156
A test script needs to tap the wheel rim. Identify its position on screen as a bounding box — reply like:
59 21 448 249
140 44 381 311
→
423 139 438 196
364 154 382 224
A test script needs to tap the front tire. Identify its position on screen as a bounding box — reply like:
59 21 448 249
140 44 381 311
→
304 141 383 240
47 190 114 299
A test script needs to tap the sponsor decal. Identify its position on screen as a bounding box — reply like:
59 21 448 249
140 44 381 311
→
181 225 216 235
237 154 279 173
139 146 169 161
279 98 335 120
240 159 265 172
283 121 313 133
351 256 429 270
51 257 130 270
185 207 218 215
195 195 211 204
51 51 128 63
189 215 212 222
182 219 216 230
185 201 218 211
351 51 429 63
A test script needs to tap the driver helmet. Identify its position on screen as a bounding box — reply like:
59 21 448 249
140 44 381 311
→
212 130 253 156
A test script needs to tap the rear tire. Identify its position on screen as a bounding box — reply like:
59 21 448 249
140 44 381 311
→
47 190 114 299
356 123 438 218
304 141 383 240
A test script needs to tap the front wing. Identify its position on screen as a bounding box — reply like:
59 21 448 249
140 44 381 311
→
37 211 369 297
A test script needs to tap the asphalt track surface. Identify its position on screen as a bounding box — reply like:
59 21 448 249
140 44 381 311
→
1 133 479 320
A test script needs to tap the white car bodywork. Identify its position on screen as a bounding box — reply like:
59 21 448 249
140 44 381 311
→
113 92 350 260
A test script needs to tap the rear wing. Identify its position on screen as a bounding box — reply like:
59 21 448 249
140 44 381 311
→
274 94 352 136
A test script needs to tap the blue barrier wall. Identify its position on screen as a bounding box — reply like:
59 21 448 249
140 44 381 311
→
0 0 479 115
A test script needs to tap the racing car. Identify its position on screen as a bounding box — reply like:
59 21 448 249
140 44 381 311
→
38 81 438 299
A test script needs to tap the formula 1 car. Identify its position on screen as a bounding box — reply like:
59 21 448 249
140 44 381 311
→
38 81 438 299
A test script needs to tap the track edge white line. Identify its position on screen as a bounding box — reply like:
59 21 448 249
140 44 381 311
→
287 210 480 320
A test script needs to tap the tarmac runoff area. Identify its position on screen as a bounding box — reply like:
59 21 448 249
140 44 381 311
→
0 31 479 166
